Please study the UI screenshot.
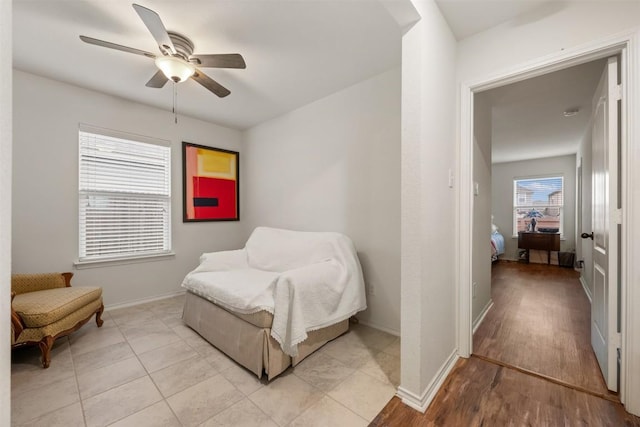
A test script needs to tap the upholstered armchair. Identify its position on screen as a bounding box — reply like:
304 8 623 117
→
11 272 104 368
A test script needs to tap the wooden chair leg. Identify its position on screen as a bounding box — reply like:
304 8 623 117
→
95 304 104 327
38 336 54 369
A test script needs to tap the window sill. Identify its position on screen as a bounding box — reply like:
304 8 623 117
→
74 252 176 269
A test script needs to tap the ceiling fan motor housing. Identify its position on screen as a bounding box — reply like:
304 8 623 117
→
79 3 241 98
166 31 194 60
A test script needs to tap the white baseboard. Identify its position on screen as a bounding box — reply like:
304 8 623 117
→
472 300 494 334
579 276 592 304
105 290 186 311
396 349 459 412
358 320 400 337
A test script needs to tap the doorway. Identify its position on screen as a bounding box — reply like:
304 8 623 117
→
457 35 636 410
471 59 610 397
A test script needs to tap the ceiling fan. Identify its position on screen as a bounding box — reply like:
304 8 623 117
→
80 3 245 98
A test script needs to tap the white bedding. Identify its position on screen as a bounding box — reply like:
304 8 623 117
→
182 269 279 315
181 227 367 357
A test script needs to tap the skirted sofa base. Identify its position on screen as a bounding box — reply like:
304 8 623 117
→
182 291 348 380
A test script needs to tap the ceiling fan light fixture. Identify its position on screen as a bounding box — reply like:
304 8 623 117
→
81 5 238 97
155 56 195 83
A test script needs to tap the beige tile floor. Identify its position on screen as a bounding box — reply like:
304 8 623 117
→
11 295 400 427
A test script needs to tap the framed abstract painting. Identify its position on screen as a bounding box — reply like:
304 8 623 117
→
182 142 239 222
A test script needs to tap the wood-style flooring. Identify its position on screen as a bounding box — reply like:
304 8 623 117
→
370 356 640 426
370 261 640 426
474 261 609 397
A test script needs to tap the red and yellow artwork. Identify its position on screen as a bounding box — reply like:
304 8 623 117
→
183 142 239 221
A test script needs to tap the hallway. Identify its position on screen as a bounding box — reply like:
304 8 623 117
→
370 261 640 426
473 261 610 398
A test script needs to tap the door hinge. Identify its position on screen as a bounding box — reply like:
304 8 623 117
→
613 84 622 101
612 208 623 224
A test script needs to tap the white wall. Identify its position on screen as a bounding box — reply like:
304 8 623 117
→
457 1 640 83
491 155 576 260
1 1 12 424
472 92 492 325
243 68 401 334
399 0 457 409
12 71 245 307
577 127 593 298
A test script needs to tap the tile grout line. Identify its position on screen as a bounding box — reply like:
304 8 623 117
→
67 335 89 427
82 313 142 427
326 394 371 425
113 299 251 426
286 342 398 423
240 374 279 426
78 308 175 426
112 306 185 426
14 296 399 427
18 337 88 426
147 337 208 426
287 392 370 426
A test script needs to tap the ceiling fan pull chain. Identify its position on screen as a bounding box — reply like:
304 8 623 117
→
173 82 178 124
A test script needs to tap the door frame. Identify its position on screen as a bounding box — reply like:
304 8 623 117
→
457 29 640 413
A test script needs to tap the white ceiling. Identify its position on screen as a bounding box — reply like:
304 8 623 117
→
480 59 607 164
435 0 606 164
435 0 553 40
14 0 595 162
13 0 402 130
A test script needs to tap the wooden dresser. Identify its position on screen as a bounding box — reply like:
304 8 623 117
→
517 232 560 264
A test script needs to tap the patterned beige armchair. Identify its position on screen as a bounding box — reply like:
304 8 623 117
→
11 272 104 368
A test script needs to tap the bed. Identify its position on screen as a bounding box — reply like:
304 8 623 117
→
491 223 505 262
180 227 367 380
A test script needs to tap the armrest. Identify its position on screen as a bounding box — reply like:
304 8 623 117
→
11 291 24 342
196 249 248 272
11 272 73 294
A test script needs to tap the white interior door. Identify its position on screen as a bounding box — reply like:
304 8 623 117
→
590 56 621 392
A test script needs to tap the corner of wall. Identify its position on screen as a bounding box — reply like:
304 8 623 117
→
400 0 459 401
397 349 458 412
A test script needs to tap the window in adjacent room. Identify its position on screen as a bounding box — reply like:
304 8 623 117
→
78 125 172 264
513 175 564 236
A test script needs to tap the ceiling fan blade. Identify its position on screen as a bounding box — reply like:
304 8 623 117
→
79 35 156 58
132 3 176 55
190 54 246 69
145 70 168 88
191 70 231 98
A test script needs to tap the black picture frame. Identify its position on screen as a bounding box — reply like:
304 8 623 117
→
182 141 240 222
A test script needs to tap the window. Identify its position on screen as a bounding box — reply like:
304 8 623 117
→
78 126 171 263
513 176 563 236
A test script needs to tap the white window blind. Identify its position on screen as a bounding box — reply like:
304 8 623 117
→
513 176 564 235
79 129 171 262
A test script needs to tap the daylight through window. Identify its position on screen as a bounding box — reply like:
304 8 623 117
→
513 176 563 236
78 127 171 262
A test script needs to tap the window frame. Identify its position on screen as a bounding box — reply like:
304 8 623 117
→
75 125 174 268
512 175 564 238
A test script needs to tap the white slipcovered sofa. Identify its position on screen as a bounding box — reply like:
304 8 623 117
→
181 226 367 379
